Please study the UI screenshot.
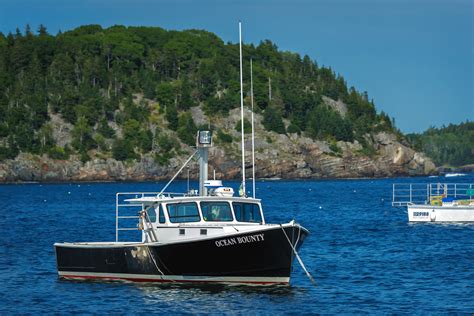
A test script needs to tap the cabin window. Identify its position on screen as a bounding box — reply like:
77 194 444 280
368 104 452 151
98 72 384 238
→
147 206 156 222
201 202 233 222
167 202 200 223
158 205 166 224
233 203 262 223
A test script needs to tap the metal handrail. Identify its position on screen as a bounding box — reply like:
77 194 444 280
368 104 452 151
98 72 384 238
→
115 191 192 242
392 183 473 207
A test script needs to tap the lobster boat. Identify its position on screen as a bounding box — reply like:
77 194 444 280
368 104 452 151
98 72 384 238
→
54 23 310 285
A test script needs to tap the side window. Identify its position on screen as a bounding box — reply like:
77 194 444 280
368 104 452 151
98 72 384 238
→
233 202 262 223
167 202 200 223
158 205 166 224
147 206 156 222
233 203 243 221
201 202 233 222
245 203 262 223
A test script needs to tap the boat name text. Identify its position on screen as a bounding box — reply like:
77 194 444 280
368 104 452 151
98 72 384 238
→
413 212 429 217
215 234 264 247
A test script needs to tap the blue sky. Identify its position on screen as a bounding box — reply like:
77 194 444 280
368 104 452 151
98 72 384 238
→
0 0 472 133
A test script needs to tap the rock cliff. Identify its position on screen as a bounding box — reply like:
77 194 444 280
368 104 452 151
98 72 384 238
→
0 107 436 183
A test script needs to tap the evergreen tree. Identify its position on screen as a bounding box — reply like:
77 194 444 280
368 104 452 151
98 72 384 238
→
263 106 286 134
71 116 94 151
177 112 197 145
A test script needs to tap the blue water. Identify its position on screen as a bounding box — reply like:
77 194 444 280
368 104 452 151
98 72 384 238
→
1 176 473 313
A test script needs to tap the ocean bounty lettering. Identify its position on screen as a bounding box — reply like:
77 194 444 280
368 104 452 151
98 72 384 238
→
215 234 265 247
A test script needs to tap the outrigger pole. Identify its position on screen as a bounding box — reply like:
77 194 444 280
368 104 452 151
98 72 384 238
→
250 59 256 199
239 21 246 197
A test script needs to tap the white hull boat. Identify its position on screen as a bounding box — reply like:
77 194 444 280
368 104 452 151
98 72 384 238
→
407 204 474 222
393 183 474 222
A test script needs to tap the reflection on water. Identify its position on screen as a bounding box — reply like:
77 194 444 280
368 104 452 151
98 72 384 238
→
136 283 303 313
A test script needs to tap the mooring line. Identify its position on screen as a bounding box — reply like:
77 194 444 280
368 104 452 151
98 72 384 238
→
280 224 316 286
145 246 165 276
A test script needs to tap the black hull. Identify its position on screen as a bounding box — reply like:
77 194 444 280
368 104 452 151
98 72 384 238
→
55 225 308 285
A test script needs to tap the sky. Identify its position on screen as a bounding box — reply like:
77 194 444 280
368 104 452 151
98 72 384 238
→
0 0 472 133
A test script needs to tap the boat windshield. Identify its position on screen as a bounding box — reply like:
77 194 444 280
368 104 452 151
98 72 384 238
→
232 202 262 223
167 202 201 223
201 202 233 222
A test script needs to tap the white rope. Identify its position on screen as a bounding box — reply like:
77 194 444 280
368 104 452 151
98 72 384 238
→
280 224 316 286
145 245 165 277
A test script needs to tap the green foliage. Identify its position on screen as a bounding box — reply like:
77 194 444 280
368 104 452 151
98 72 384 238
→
178 77 196 110
177 112 198 146
37 123 54 153
154 134 178 165
306 105 353 142
216 130 233 143
235 118 252 134
287 123 301 134
406 121 474 166
0 23 400 162
97 119 115 138
156 82 176 108
71 116 95 151
204 91 238 116
165 104 179 130
80 150 91 163
329 141 342 156
94 133 108 151
357 143 377 157
263 107 286 134
122 119 152 153
47 146 70 160
112 138 137 161
0 145 18 161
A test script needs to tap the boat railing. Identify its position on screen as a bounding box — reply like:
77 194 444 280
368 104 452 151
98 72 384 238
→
115 191 192 242
392 183 474 207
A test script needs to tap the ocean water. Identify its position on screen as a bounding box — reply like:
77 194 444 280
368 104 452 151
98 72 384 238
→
0 176 473 314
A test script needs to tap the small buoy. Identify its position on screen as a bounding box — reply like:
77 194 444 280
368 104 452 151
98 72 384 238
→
319 206 322 209
309 188 312 191
78 185 81 187
353 190 356 193
88 193 91 196
43 199 47 202
68 192 71 194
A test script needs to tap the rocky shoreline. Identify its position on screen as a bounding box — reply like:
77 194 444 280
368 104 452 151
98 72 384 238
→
0 131 437 183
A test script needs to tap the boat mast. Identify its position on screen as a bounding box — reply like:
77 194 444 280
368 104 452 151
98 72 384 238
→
250 59 256 198
239 21 246 197
196 131 212 196
198 146 208 196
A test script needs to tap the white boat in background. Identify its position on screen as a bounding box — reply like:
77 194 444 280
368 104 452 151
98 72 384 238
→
445 173 467 178
392 183 474 222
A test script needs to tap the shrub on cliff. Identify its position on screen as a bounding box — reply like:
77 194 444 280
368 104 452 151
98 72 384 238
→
235 118 251 134
263 107 286 134
177 112 197 146
306 105 353 142
47 146 70 160
112 138 137 161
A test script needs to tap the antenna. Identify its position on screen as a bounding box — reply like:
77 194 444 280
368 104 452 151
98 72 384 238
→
239 21 246 197
250 59 256 198
187 167 190 193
